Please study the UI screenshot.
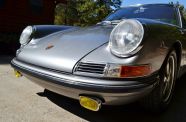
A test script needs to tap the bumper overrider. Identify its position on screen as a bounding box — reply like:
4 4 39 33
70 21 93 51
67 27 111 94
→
11 58 158 111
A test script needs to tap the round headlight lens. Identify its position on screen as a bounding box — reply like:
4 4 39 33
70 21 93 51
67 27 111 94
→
20 26 33 45
109 19 144 57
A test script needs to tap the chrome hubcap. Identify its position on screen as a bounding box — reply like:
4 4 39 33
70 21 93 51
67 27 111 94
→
162 55 175 102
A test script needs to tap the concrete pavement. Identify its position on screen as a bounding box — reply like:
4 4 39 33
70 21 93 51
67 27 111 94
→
0 56 87 122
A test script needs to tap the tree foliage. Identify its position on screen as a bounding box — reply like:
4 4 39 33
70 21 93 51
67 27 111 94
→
169 1 186 19
178 4 186 19
55 0 121 26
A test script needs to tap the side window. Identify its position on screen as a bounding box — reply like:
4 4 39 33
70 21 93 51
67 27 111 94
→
0 0 5 8
29 0 43 14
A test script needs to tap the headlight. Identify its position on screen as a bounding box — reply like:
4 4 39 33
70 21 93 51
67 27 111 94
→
109 19 144 57
20 26 33 45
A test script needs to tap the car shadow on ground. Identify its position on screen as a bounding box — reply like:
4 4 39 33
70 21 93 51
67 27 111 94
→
41 74 186 122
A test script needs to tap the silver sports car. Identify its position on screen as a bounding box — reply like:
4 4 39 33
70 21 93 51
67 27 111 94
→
11 4 186 112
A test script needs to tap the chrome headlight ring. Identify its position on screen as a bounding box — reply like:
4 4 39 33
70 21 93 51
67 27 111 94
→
109 19 144 57
19 26 34 46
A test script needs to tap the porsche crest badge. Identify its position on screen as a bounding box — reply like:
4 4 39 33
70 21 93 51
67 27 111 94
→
45 44 54 50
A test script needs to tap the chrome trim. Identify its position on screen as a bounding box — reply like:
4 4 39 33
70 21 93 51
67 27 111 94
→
110 45 143 58
74 71 105 78
105 63 153 79
109 19 144 58
75 62 105 74
74 61 154 79
12 58 141 86
178 7 183 28
20 26 33 46
74 62 106 77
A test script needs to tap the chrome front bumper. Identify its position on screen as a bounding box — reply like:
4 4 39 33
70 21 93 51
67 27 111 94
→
11 58 158 105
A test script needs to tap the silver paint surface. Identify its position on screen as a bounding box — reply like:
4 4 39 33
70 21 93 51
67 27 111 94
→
17 26 113 73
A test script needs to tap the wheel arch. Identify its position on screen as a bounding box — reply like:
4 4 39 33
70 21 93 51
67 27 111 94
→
172 41 182 72
159 41 182 76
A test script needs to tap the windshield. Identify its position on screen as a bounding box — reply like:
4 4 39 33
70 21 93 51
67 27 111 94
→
104 4 178 25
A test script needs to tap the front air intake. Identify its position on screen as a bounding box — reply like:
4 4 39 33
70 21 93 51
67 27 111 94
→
75 62 106 74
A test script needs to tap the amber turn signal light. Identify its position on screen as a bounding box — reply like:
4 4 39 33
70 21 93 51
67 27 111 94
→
120 65 151 78
105 64 151 78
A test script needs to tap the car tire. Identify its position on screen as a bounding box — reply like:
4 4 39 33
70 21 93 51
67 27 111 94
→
141 50 177 112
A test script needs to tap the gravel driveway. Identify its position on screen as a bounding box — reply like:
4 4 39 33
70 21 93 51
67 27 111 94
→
1 56 186 122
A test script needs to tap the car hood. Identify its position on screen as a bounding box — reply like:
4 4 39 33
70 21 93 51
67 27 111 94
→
17 25 113 73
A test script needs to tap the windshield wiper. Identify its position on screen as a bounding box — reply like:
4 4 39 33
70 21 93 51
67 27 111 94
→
97 21 112 25
110 20 123 24
111 18 127 24
98 18 126 25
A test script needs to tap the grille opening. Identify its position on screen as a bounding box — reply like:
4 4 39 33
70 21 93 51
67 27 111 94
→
75 62 106 74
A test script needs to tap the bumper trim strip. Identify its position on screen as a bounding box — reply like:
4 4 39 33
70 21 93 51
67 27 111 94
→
11 58 158 93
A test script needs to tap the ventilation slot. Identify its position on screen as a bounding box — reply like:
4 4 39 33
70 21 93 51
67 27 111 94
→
75 62 106 74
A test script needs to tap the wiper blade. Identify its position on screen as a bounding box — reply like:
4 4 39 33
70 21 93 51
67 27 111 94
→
97 21 112 25
110 20 123 24
110 18 126 24
98 18 126 25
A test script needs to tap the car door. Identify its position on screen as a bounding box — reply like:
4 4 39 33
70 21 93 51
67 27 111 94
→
180 11 186 65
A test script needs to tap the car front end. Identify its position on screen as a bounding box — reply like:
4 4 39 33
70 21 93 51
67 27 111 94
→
11 57 159 111
11 4 179 111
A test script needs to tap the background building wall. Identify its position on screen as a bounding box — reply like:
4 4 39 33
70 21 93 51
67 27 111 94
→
0 0 66 54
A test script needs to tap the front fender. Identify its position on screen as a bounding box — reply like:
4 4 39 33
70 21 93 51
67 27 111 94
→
80 19 181 75
136 19 181 72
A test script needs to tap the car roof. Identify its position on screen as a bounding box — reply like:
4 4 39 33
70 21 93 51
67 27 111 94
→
121 3 175 8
